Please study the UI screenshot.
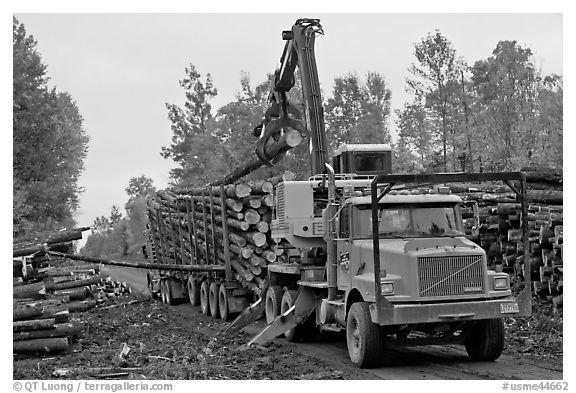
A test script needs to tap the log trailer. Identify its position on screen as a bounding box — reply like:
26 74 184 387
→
144 18 532 368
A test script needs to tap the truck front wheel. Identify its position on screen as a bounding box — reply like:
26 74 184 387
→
265 286 283 325
464 319 505 361
346 302 383 368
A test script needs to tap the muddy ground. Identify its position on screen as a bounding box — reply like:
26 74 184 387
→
13 266 563 380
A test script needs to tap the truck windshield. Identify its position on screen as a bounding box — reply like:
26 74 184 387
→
352 204 464 238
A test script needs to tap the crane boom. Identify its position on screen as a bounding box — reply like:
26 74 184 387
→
256 18 329 176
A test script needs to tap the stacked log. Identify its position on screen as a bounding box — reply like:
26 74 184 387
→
445 167 563 305
146 171 295 293
12 253 132 356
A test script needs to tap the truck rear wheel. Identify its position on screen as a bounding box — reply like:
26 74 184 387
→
346 302 383 368
265 286 283 325
187 276 200 306
209 282 220 319
464 319 505 361
200 281 211 316
218 284 233 322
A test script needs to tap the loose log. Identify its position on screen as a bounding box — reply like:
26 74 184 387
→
53 275 105 290
14 318 56 332
68 300 97 313
14 323 84 341
13 337 69 354
53 287 91 301
521 166 563 185
13 305 43 321
13 281 46 299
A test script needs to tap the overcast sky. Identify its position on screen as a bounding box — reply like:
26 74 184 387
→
12 12 564 242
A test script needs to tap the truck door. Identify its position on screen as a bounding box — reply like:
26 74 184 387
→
336 205 352 290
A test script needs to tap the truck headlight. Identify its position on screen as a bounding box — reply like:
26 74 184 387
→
493 276 509 290
380 282 394 295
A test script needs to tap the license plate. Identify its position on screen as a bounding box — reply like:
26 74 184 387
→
500 302 519 314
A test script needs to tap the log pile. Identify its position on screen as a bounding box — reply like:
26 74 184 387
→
146 171 296 294
13 227 90 257
447 167 563 305
13 253 132 356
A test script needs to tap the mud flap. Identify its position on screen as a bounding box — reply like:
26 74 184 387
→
515 283 533 316
245 287 316 347
221 298 264 336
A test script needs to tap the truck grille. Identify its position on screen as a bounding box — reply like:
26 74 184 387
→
417 255 485 297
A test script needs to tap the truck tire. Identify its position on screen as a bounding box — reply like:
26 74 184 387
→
346 302 383 368
187 276 200 307
200 281 211 316
218 284 233 322
146 272 154 293
265 286 283 325
160 280 167 304
281 290 299 341
464 319 505 361
209 282 220 319
163 279 174 305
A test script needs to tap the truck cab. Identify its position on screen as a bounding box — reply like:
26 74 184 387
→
336 194 513 311
332 144 392 175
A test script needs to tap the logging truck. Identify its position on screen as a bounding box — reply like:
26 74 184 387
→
144 18 532 368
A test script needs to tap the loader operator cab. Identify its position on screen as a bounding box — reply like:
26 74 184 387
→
331 144 392 176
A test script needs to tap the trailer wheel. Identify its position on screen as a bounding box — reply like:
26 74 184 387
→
163 279 174 305
160 280 167 304
146 272 153 293
464 319 505 361
209 282 220 319
218 284 233 322
265 286 283 325
346 302 383 368
187 276 200 307
200 281 211 316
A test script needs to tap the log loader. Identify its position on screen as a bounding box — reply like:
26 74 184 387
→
145 18 532 368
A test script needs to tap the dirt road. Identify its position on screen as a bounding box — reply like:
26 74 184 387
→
102 265 563 380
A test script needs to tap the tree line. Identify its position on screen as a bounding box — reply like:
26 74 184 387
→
81 176 156 258
13 17 90 238
162 31 562 189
